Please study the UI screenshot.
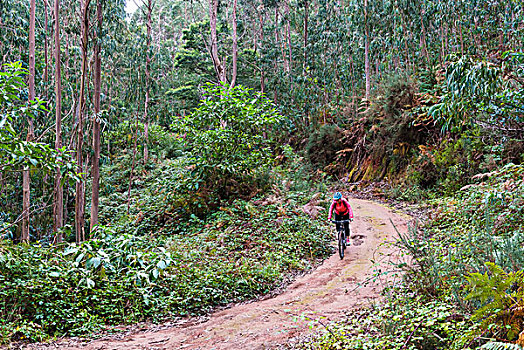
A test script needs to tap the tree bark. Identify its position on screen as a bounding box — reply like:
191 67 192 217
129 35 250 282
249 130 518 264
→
458 19 464 55
75 0 91 243
285 0 293 84
230 0 238 89
255 6 265 93
53 0 64 241
23 0 37 242
420 7 430 64
44 0 49 95
90 0 102 233
143 0 153 164
303 0 309 75
364 0 370 100
210 0 226 82
127 112 140 214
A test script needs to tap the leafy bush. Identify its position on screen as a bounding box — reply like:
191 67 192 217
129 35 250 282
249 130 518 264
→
0 191 332 344
394 163 524 346
298 293 469 350
173 82 285 199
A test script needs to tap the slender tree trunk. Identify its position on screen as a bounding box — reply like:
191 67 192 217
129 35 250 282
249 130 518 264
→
303 0 309 75
273 6 279 102
75 0 91 243
44 0 49 96
210 0 225 82
53 0 64 241
280 20 288 73
143 0 153 164
90 0 102 233
230 0 238 89
364 0 370 100
23 0 37 242
458 19 464 55
285 1 293 85
444 22 449 54
254 6 265 93
127 112 140 214
420 8 430 64
439 24 445 67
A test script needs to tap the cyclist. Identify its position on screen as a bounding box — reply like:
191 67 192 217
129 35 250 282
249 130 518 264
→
328 192 354 243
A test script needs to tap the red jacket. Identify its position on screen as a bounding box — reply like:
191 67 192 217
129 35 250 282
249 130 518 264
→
328 198 353 220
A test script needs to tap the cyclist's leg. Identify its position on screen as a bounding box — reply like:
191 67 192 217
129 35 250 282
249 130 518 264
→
342 213 350 242
334 213 342 232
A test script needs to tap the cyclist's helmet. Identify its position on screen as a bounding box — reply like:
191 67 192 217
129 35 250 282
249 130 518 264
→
333 192 342 200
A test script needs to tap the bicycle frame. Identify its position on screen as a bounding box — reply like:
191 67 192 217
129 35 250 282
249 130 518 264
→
331 219 351 259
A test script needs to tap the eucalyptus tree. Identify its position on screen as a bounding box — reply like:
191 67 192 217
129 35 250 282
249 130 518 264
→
230 0 238 88
53 0 64 239
22 0 37 242
143 0 154 163
75 0 91 242
90 0 104 232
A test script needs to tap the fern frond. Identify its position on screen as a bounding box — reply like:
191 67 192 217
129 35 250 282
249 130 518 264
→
480 342 523 350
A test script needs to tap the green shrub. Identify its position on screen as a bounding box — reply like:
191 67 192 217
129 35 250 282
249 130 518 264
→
394 163 524 346
173 82 285 200
298 293 469 350
0 189 332 343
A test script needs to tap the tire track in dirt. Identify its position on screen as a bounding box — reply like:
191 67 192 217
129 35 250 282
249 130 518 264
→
29 197 409 350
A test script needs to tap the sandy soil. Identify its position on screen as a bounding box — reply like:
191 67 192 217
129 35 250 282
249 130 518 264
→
23 197 409 350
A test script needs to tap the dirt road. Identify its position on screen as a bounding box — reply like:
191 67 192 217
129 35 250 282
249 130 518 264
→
30 197 409 350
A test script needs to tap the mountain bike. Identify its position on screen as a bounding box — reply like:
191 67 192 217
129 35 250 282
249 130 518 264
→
331 219 351 259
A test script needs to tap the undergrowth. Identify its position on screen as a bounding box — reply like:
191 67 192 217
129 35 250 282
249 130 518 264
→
297 293 469 350
0 194 331 344
298 163 524 349
0 143 332 344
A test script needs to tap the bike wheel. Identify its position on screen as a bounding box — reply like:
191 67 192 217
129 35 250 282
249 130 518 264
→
338 230 345 259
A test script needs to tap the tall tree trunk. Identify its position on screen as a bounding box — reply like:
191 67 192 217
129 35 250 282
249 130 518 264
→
420 8 430 64
90 0 102 233
23 0 37 242
44 0 49 97
53 0 64 241
75 0 91 243
256 7 265 93
143 0 153 164
127 112 140 214
364 0 370 100
458 19 464 55
285 0 293 84
230 0 238 89
303 0 309 75
278 7 288 74
210 0 225 82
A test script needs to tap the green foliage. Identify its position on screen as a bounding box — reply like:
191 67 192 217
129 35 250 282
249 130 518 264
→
480 343 524 350
298 293 469 350
428 55 502 133
174 82 285 199
104 120 183 160
0 191 332 343
465 262 524 341
428 52 524 141
0 62 76 174
393 164 524 346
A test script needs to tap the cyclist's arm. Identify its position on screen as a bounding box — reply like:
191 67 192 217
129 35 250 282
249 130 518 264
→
327 200 335 220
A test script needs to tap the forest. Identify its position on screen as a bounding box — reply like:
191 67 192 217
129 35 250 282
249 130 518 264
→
0 0 523 348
